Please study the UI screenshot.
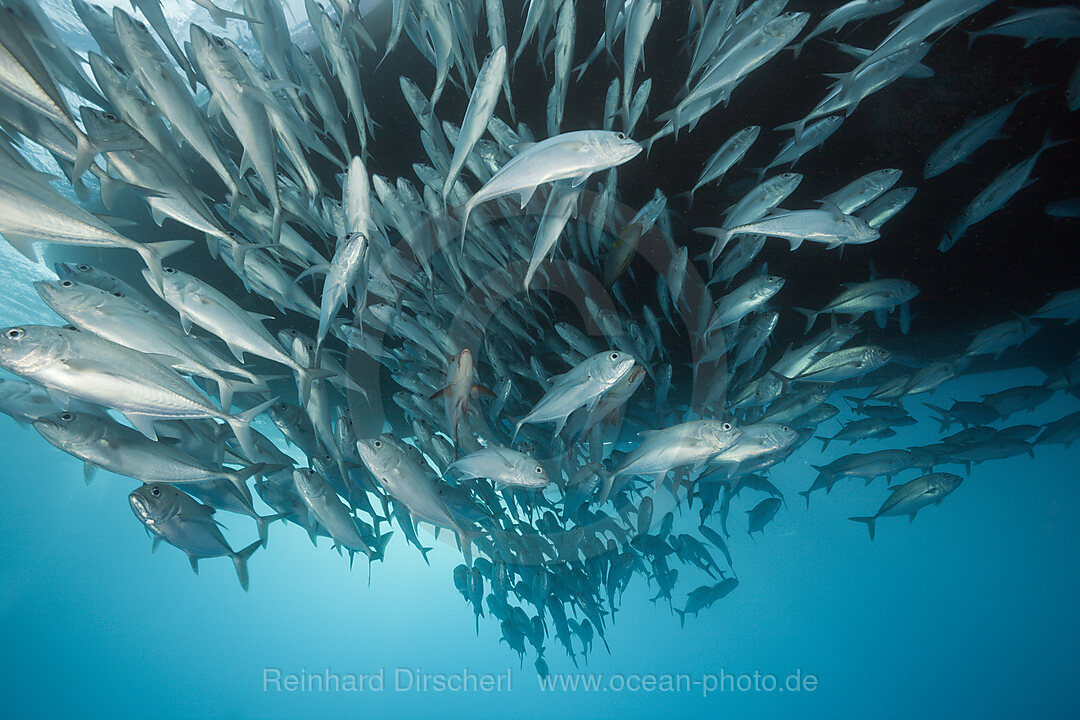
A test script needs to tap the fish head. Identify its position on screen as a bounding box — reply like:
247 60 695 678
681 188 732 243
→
849 216 881 242
865 346 892 367
292 468 327 499
897 280 921 301
768 423 801 450
595 131 644 166
767 12 811 38
32 410 105 448
590 351 636 384
759 275 786 298
446 348 474 384
34 279 106 316
355 435 400 476
54 262 109 288
140 266 185 299
129 483 183 526
0 326 67 375
112 6 156 52
512 454 551 488
935 473 964 494
705 420 744 452
79 106 139 150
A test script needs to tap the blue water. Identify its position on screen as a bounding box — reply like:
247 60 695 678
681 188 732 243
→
3 366 1077 719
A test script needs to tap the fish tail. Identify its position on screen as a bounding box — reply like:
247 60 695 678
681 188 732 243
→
459 203 473 250
255 511 289 548
136 239 194 293
923 404 952 433
297 366 337 404
225 396 278 461
232 539 262 591
849 516 877 541
793 307 819 334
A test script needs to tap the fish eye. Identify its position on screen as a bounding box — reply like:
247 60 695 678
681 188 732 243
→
722 422 732 431
609 352 619 361
782 173 795 178
373 439 383 448
77 264 90 272
111 291 123 297
5 328 24 340
164 267 175 274
61 281 73 287
535 466 543 474
104 112 117 122
616 132 626 140
214 37 226 48
150 487 161 497
781 425 790 432
136 20 146 30
60 412 73 421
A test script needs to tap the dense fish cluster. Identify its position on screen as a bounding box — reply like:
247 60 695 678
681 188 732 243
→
0 0 1079 674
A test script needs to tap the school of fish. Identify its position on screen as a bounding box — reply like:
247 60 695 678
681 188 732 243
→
0 0 1078 674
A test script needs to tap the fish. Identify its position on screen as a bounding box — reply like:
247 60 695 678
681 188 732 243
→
130 483 262 590
459 130 643 246
448 447 551 489
850 473 964 540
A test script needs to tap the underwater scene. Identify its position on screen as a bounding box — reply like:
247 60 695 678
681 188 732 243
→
1 0 1079 717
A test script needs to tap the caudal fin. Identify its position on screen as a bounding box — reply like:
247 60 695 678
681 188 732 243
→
793 307 820 334
297 366 337 405
232 539 262 591
849 516 877 541
136 239 194 293
225 396 278 460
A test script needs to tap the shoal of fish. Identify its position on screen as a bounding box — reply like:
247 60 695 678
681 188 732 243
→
0 0 1078 675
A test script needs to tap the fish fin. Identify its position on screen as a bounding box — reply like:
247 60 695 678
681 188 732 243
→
793 307 819 334
232 539 261 591
73 133 98 181
471 384 495 398
136 239 194 295
151 535 162 553
83 462 97 485
188 554 200 575
849 516 876 541
0 232 41 262
518 185 539 208
45 387 70 409
297 367 336 404
125 413 159 441
430 386 450 400
224 396 278 460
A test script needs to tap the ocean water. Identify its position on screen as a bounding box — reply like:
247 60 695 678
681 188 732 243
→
1 1 1079 719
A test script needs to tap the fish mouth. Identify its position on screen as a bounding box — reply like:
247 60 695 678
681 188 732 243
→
614 356 637 379
31 417 57 432
129 493 150 518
